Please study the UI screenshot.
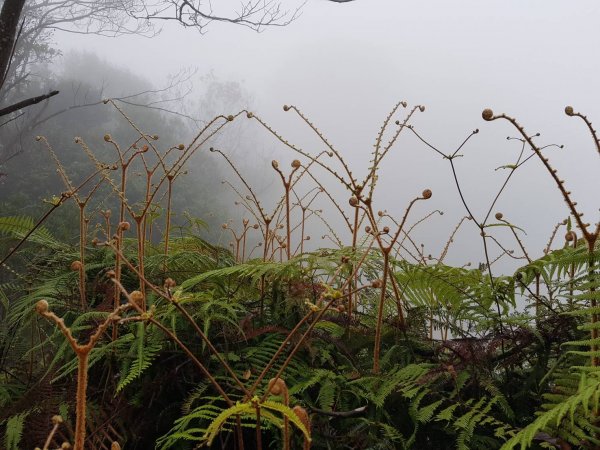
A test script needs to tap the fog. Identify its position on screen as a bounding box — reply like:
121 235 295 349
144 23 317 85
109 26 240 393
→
40 0 600 270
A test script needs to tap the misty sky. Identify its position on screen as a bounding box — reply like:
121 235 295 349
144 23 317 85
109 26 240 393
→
54 0 600 271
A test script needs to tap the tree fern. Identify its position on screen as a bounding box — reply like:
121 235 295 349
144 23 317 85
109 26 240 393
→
202 398 310 447
501 371 600 449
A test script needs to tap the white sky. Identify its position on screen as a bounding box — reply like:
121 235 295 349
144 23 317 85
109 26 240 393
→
55 0 600 271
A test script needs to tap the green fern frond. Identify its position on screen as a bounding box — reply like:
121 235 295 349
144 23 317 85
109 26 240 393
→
3 411 29 450
117 324 164 392
0 216 63 250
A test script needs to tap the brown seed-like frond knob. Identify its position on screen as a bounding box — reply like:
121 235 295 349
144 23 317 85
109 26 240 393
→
103 134 112 142
227 115 234 122
372 279 383 288
164 278 176 288
422 189 432 199
268 377 288 396
70 260 83 271
111 443 121 450
130 290 144 305
118 221 131 231
495 212 503 220
482 108 494 121
291 159 301 168
178 144 185 150
283 105 290 111
383 226 390 233
35 299 49 314
349 196 359 207
52 415 63 425
565 231 576 242
565 106 574 116
246 111 254 118
271 160 279 169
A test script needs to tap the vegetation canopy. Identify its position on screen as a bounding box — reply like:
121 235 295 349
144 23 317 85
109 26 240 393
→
0 99 599 450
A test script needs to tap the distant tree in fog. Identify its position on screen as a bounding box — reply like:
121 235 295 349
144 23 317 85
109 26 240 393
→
0 0 357 123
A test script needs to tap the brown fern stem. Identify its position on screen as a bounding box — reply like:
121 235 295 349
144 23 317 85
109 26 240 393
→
74 351 89 450
373 250 389 374
78 204 87 310
163 176 174 273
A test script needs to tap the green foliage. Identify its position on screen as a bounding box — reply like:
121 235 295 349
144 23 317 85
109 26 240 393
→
117 324 164 392
3 412 28 450
1 190 599 449
0 226 585 449
0 216 64 250
502 369 600 449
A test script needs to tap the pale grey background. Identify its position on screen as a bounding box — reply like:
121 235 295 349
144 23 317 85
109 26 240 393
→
54 0 600 271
